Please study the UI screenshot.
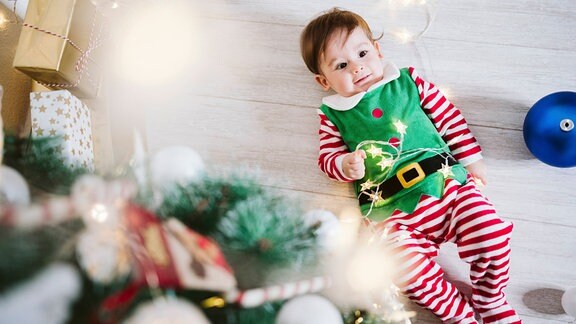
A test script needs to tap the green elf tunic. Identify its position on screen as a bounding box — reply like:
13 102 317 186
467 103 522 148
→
320 66 467 221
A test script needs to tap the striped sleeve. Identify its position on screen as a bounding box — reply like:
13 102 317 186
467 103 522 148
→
409 67 483 166
317 109 354 182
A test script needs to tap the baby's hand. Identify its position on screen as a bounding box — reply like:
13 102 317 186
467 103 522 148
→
466 159 487 186
342 150 366 180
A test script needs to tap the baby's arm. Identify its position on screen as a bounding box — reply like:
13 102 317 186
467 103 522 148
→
318 110 365 181
409 68 486 182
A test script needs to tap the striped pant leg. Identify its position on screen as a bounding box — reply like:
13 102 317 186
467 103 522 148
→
381 181 478 323
445 180 521 324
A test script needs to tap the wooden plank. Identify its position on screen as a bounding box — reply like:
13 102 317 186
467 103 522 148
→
200 0 576 51
145 96 576 228
161 16 575 132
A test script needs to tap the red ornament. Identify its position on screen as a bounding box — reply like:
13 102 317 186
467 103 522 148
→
98 205 236 323
389 137 400 147
372 108 383 118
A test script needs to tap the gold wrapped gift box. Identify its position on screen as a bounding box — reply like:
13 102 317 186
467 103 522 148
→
1 2 32 137
13 0 105 98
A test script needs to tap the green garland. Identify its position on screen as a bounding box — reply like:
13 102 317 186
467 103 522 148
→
3 136 90 194
214 194 318 289
0 219 84 292
154 173 264 235
343 309 393 324
153 172 319 289
0 155 328 321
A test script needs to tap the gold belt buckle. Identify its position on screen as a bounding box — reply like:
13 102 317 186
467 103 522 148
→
397 162 425 188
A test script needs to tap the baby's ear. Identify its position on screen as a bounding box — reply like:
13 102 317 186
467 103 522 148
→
374 41 383 59
314 74 331 91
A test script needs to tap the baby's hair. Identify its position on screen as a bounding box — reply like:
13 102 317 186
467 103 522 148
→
300 7 381 75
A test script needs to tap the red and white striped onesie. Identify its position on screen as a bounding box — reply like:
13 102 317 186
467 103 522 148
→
318 66 521 323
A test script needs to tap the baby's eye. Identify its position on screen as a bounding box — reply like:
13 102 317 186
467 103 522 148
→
359 50 368 57
336 62 347 70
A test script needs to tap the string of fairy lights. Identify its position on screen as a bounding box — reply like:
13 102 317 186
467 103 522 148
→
379 0 438 44
355 118 461 217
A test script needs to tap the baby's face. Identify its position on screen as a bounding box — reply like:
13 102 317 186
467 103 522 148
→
316 27 385 97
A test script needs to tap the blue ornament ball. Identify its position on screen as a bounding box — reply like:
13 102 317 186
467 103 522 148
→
523 91 576 167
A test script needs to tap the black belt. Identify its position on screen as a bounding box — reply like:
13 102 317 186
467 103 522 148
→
358 153 458 205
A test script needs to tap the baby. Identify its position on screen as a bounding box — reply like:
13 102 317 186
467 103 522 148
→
300 8 521 324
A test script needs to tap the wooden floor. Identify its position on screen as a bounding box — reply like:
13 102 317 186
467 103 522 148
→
104 1 576 322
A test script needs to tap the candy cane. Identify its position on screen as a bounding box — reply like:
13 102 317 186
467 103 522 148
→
225 276 332 308
0 196 77 228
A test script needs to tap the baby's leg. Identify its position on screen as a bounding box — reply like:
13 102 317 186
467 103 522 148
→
382 223 478 324
448 181 522 323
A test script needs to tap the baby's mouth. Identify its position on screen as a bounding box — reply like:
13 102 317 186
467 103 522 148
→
354 74 371 85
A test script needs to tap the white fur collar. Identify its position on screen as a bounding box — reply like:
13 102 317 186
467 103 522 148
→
321 61 401 111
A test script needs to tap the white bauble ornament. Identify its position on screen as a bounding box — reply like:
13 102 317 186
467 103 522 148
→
76 228 130 284
124 297 210 324
303 209 341 252
276 294 343 324
0 165 30 205
562 287 576 318
150 146 205 190
0 263 81 324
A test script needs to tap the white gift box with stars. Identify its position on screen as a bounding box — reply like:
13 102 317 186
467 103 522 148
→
30 89 94 171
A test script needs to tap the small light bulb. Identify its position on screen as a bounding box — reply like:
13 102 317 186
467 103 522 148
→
393 29 414 43
0 13 8 28
437 86 452 99
90 203 109 223
91 0 119 9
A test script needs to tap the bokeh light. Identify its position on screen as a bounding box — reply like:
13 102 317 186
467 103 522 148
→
111 1 201 85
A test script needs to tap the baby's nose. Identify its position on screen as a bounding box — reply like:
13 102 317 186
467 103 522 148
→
353 65 364 74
